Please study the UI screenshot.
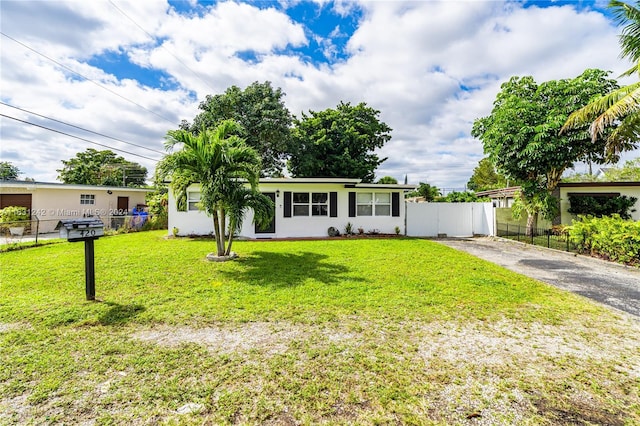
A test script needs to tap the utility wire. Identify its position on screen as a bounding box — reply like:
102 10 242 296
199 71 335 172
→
0 32 178 126
0 113 162 162
108 0 216 93
0 101 166 156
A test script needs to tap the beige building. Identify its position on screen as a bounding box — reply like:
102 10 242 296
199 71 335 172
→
0 181 153 233
557 181 640 223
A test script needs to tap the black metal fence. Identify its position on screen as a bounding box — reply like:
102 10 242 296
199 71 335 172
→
496 222 580 253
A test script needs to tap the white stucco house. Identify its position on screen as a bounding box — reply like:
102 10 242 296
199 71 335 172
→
0 180 153 233
168 178 416 238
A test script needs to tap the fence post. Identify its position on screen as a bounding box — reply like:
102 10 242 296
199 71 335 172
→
517 225 520 241
35 216 39 244
547 231 550 248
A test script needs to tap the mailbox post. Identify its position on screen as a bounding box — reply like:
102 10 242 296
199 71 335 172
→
55 218 105 300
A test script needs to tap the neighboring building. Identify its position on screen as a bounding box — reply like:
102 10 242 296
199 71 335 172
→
168 178 416 238
0 180 153 233
477 182 640 226
474 186 520 208
557 181 640 223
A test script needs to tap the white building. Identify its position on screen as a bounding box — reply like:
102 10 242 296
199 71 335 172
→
168 178 416 238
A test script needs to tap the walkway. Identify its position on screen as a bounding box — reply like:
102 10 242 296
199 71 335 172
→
435 237 640 318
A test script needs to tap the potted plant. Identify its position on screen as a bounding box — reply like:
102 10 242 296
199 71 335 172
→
0 206 29 237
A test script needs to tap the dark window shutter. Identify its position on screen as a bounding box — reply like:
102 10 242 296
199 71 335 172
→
392 192 400 217
284 191 292 217
348 192 356 217
330 192 338 217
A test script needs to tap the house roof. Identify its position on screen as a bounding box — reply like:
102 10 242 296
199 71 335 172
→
474 186 521 198
182 177 416 190
558 181 640 188
0 180 154 192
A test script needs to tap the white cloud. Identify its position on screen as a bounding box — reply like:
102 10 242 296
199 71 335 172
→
0 0 637 189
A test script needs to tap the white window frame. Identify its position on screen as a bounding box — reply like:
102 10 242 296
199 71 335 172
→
80 194 95 205
356 192 391 217
187 191 201 211
292 192 329 216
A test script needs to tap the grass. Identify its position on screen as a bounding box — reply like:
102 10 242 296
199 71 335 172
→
1 231 639 424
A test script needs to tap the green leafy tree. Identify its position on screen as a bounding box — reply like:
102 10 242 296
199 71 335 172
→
185 81 293 177
562 1 640 157
603 157 640 181
466 157 509 191
288 101 391 183
376 176 398 184
407 182 441 201
157 120 273 258
57 148 147 187
472 69 619 235
438 191 490 203
0 162 21 180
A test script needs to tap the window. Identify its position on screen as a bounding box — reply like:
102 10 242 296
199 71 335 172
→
80 194 95 205
374 193 391 216
356 192 391 216
311 193 328 216
292 192 328 216
356 193 372 216
292 192 309 216
187 191 201 211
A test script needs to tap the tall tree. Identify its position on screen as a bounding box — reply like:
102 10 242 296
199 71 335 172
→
158 120 273 258
562 1 640 156
407 182 441 201
466 157 508 191
472 69 619 234
603 157 640 181
288 101 391 182
0 162 21 180
186 81 293 177
376 176 398 184
57 148 147 187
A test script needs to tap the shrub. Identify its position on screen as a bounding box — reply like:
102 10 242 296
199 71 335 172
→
0 206 29 223
568 215 640 265
437 191 491 203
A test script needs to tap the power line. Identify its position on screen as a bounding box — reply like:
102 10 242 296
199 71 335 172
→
0 113 162 162
0 101 166 156
0 31 178 126
108 0 216 93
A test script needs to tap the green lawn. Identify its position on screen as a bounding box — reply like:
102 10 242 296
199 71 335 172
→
1 231 638 424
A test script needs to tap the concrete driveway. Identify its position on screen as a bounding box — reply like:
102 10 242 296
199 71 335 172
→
435 237 640 318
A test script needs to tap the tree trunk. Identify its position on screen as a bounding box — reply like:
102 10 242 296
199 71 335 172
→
220 208 228 255
526 212 538 237
212 211 224 256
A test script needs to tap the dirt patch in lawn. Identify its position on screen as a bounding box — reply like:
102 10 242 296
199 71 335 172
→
130 315 640 424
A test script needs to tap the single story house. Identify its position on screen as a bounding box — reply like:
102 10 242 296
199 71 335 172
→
557 181 640 223
474 186 520 208
0 180 153 233
478 182 640 226
168 178 416 238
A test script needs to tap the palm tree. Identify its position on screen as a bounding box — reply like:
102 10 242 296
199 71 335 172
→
158 120 273 258
562 0 640 158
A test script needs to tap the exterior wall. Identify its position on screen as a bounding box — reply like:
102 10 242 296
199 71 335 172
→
406 202 494 237
168 182 408 238
0 182 150 233
559 183 640 224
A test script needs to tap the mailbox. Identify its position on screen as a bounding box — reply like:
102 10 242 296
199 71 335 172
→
55 218 104 300
56 218 104 242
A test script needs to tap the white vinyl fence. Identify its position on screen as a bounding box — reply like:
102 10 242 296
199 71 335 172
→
406 202 494 237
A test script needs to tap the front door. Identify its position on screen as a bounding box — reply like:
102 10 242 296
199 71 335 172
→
117 197 129 215
255 192 276 234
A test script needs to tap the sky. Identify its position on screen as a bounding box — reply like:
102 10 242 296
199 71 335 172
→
1 0 639 190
